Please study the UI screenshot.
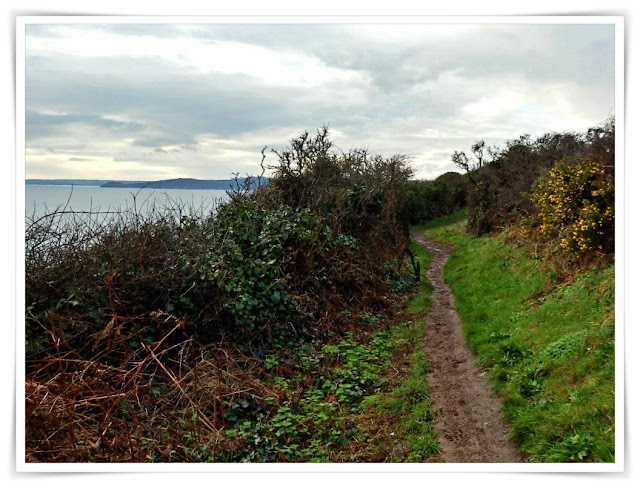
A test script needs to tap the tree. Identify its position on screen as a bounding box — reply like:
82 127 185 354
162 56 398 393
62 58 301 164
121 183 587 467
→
450 119 614 237
451 140 489 183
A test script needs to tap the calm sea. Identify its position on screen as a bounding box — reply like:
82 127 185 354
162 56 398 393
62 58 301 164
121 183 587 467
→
25 185 230 220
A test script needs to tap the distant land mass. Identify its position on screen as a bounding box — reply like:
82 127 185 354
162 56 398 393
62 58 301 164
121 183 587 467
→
27 177 267 190
26 179 123 187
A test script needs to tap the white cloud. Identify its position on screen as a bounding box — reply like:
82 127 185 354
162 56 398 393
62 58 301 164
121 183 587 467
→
27 25 365 88
462 91 525 120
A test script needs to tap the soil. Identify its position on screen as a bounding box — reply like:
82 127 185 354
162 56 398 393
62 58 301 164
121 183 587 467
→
412 232 524 463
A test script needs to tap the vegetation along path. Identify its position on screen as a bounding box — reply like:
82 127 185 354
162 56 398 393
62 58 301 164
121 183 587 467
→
412 231 523 463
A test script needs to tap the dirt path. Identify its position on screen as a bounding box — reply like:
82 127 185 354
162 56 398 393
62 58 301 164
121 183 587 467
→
412 232 524 463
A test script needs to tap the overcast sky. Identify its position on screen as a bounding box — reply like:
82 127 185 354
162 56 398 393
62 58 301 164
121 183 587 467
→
23 21 616 181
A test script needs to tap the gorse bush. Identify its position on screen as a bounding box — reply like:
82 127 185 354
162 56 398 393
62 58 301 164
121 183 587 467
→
451 117 614 238
530 158 614 255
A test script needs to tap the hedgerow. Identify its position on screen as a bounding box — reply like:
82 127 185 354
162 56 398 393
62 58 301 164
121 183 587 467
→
451 117 614 238
24 128 417 462
397 172 467 229
530 158 614 255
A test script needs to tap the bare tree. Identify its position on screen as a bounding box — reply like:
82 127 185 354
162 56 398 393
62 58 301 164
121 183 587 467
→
452 140 488 183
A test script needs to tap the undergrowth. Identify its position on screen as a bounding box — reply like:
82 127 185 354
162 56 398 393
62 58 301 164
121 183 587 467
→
24 128 425 463
346 238 440 462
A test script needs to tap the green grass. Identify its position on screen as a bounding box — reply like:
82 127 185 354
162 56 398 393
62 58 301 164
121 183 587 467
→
182 232 442 463
412 209 467 234
401 237 440 460
354 234 440 462
423 220 615 462
423 218 472 248
360 349 441 462
407 238 434 314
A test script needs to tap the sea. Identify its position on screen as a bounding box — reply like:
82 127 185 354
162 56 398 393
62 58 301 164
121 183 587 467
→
25 185 230 221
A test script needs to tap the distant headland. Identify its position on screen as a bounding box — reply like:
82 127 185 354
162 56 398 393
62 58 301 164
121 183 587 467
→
26 177 267 190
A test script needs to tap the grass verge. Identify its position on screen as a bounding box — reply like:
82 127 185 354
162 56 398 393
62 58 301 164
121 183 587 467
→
422 221 615 462
199 239 440 463
351 232 440 462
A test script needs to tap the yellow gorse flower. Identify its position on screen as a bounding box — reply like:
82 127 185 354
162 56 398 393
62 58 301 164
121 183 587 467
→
530 158 614 254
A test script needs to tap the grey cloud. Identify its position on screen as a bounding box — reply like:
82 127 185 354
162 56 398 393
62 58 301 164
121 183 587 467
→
27 23 185 40
133 134 197 148
25 24 66 38
68 157 93 161
26 51 374 147
231 24 615 94
24 22 616 181
29 23 614 95
178 23 612 91
25 109 145 140
94 23 185 38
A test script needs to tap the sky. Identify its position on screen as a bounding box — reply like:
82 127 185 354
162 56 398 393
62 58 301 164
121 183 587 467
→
23 20 616 181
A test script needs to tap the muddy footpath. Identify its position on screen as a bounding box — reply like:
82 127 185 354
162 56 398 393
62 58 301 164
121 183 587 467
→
412 232 524 463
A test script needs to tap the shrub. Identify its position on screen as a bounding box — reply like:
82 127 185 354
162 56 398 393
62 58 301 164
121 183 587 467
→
398 172 467 228
204 194 395 342
530 158 614 255
24 128 421 463
259 127 413 259
452 117 614 236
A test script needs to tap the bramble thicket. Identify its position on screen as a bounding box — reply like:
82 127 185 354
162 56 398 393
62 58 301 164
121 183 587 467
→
24 119 614 462
25 128 419 462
